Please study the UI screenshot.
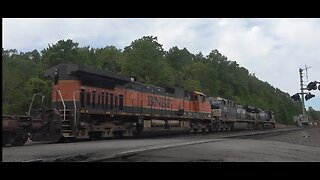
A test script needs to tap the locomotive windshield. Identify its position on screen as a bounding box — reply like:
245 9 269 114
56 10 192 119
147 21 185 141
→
210 100 221 109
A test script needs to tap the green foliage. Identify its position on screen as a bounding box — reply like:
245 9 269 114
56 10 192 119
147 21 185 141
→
121 36 175 87
25 77 52 110
41 39 80 67
165 46 194 70
2 49 44 115
308 107 320 121
94 46 123 73
2 37 303 124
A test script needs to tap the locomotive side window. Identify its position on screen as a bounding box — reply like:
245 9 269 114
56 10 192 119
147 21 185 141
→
194 95 199 101
201 95 206 102
101 92 105 110
106 93 109 109
184 91 191 100
119 95 124 110
97 93 101 108
115 95 118 109
92 91 96 108
86 91 91 106
110 93 114 110
80 89 85 108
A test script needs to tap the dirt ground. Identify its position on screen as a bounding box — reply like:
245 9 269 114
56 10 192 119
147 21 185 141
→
258 127 320 147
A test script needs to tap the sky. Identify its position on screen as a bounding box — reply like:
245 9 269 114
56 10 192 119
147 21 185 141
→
2 18 320 110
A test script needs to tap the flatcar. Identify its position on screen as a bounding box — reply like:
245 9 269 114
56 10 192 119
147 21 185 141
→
2 115 31 146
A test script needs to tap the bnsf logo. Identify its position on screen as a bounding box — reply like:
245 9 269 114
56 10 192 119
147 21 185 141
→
147 96 171 108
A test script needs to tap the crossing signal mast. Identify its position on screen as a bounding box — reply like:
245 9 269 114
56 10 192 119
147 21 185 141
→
299 65 311 117
291 65 319 124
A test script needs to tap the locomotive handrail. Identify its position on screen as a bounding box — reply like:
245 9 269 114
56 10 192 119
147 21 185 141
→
57 90 66 121
27 93 42 116
73 91 81 128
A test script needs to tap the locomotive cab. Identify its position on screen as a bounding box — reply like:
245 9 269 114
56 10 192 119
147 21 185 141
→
193 91 208 112
210 99 221 109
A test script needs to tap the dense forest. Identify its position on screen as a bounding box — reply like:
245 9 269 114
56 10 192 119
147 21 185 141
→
3 36 317 124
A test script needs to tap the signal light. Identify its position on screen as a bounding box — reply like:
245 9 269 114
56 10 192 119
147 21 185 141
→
54 68 59 85
307 81 317 91
291 93 301 101
305 92 315 101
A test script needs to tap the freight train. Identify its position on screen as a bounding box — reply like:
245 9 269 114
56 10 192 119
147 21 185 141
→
2 63 275 146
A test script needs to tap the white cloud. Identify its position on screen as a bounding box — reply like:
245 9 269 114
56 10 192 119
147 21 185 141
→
3 18 320 110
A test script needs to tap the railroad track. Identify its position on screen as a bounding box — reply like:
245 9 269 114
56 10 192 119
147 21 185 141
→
18 127 305 162
94 127 304 162
4 127 297 148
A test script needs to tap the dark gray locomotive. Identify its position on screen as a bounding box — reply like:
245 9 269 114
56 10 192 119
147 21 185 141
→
209 97 275 130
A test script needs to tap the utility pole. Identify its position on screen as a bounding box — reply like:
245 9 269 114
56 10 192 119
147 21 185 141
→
299 68 306 117
299 65 311 122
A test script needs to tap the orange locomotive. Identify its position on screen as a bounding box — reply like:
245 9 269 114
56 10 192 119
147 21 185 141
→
2 63 275 146
26 63 213 142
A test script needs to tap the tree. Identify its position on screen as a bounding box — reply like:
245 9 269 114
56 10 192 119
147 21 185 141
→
165 46 194 70
121 36 174 86
308 107 320 121
94 46 122 73
41 39 80 68
19 49 41 63
178 61 206 91
2 49 43 115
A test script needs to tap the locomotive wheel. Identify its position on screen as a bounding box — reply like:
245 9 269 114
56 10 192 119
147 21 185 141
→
57 136 75 143
89 132 102 140
58 136 66 143
230 125 234 131
12 133 28 146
